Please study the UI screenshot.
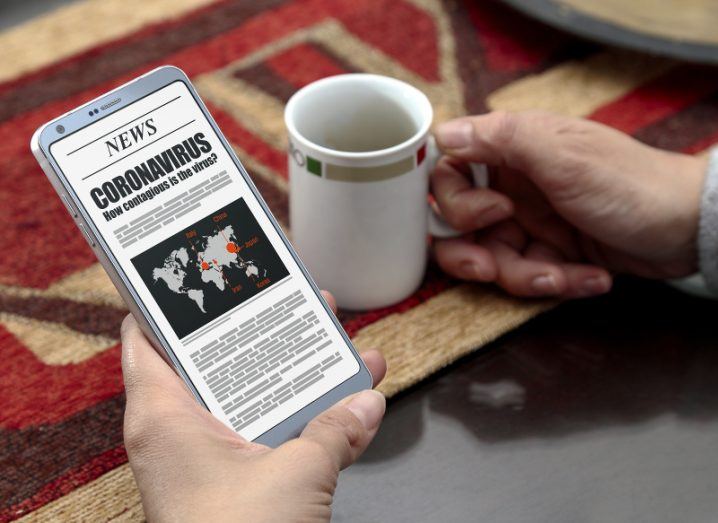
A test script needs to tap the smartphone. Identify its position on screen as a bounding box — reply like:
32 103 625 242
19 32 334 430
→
31 66 372 446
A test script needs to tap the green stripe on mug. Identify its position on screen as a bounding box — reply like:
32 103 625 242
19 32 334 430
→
307 155 322 176
305 142 426 183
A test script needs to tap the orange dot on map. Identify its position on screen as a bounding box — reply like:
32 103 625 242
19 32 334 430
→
226 242 238 253
201 261 210 270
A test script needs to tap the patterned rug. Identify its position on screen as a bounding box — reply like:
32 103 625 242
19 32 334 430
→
2 0 718 520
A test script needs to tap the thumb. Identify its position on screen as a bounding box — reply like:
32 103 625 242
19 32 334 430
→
298 389 386 471
435 111 555 176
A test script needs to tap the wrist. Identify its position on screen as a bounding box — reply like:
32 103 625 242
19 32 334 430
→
698 148 718 292
655 151 707 277
680 153 708 272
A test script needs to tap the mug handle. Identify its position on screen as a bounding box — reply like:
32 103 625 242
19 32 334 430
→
426 135 489 238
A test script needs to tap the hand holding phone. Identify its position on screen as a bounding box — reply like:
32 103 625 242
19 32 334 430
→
32 66 373 445
122 296 386 522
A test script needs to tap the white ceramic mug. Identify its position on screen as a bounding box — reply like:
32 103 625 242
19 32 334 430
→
285 74 485 310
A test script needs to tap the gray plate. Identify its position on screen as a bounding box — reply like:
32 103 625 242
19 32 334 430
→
500 0 718 65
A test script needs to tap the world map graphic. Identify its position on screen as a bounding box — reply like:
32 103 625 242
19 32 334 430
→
132 197 289 338
151 225 267 313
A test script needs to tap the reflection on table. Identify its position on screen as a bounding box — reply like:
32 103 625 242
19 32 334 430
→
334 278 718 522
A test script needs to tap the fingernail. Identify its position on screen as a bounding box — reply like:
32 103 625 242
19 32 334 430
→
581 275 611 295
436 121 473 149
346 390 386 430
531 274 559 294
459 261 489 280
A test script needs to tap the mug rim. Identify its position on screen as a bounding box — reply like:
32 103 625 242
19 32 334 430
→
284 73 433 161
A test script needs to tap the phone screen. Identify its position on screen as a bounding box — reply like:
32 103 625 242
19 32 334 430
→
48 80 360 440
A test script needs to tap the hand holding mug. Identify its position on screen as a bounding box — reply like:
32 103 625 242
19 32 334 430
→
431 111 707 298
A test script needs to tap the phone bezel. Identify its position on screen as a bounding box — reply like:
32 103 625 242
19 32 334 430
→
34 65 372 447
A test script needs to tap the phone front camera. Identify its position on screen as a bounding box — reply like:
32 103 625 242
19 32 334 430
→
56 125 65 134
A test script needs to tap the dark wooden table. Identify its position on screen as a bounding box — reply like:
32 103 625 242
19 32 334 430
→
334 278 718 522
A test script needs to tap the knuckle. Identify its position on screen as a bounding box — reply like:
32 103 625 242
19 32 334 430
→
485 111 519 150
224 433 262 454
123 409 159 458
122 398 178 458
550 141 598 198
521 112 566 143
300 438 336 465
318 408 365 446
559 132 599 167
436 194 479 231
522 110 570 134
120 363 143 393
523 111 595 166
441 206 472 230
287 439 338 477
279 439 309 462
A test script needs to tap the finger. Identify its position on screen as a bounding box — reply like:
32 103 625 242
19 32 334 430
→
435 112 525 165
479 225 568 296
486 240 566 296
524 242 612 298
299 389 386 470
320 290 337 314
431 156 512 231
360 349 387 386
435 111 567 187
433 237 497 281
121 315 191 405
556 264 612 298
